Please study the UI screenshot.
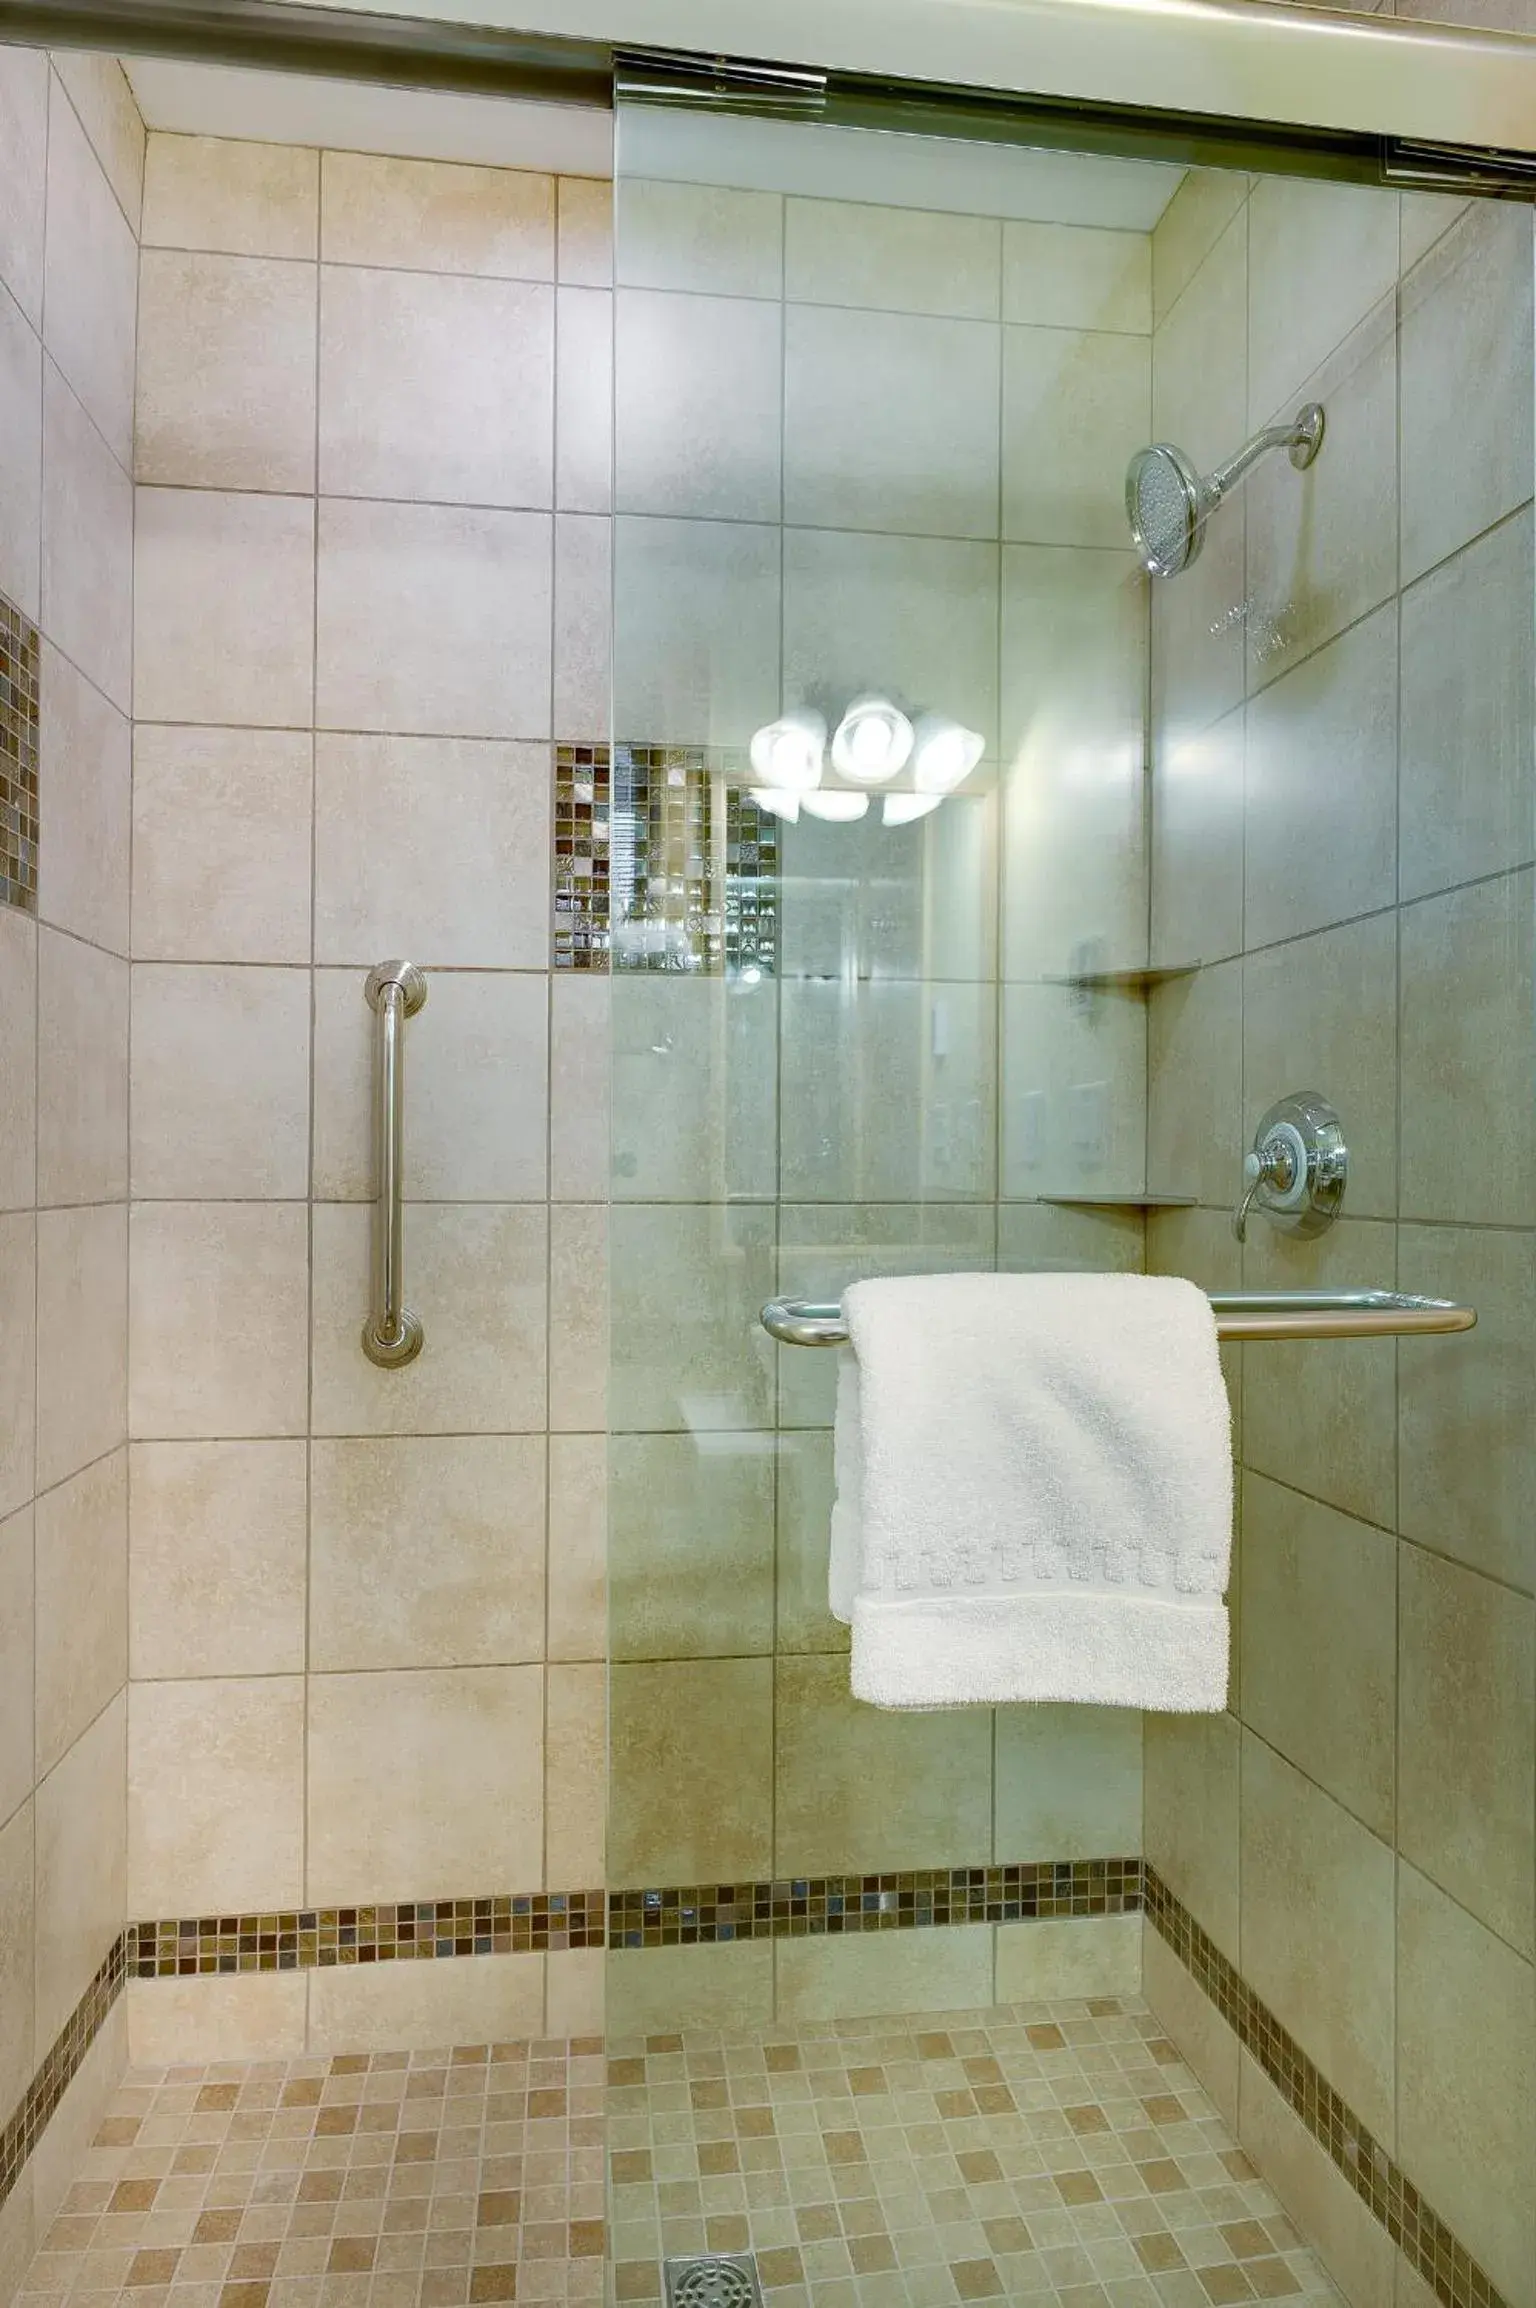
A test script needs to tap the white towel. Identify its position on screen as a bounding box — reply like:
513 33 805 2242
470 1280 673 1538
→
828 1271 1232 1712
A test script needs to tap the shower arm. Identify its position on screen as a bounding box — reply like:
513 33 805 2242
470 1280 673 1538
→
1205 403 1325 504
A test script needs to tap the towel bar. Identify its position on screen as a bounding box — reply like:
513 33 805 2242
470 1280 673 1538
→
760 1290 1477 1346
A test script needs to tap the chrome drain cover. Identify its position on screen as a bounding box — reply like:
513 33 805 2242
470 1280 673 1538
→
662 2254 763 2308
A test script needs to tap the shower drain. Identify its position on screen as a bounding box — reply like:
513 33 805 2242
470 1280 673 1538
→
661 2253 764 2308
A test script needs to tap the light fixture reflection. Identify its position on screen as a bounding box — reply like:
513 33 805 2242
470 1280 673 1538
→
800 790 870 822
748 709 825 792
882 792 944 826
912 715 985 794
831 695 914 785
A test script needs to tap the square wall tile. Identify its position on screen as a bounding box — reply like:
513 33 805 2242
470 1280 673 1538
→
550 972 609 1202
36 1202 126 1492
610 1431 774 1659
312 967 548 1200
1244 603 1397 950
785 304 1000 538
1238 1472 1395 1839
0 275 42 622
132 725 312 964
1245 176 1397 429
50 54 143 234
310 1201 547 1437
43 87 137 466
776 1429 846 1657
776 1926 996 2024
993 1703 1142 1859
128 1675 304 1912
142 133 319 258
613 515 779 750
549 1201 607 1434
38 645 130 955
611 974 776 1203
319 265 553 506
309 1949 543 2055
0 1215 36 1518
1236 2048 1395 2308
1000 981 1146 1200
128 1971 306 2064
129 1201 308 1440
554 510 610 737
782 785 997 987
1003 324 1149 548
557 175 611 286
1396 1861 1535 2308
791 197 999 318
33 1690 124 2052
1240 1219 1397 1529
1398 1542 1534 1957
1400 200 1534 585
1004 219 1148 331
1146 961 1241 1208
555 284 612 514
309 1435 546 1671
615 286 781 521
1240 1730 1395 2146
314 734 549 969
41 362 132 712
1151 706 1243 970
1243 294 1397 688
544 1660 605 1888
0 45 49 326
0 909 35 1212
134 487 315 727
0 1799 33 2120
1400 868 1535 1227
617 179 781 297
130 963 310 1199
33 1445 127 1779
129 1439 307 1678
1144 1708 1239 1959
1152 167 1247 326
135 249 318 490
306 1663 543 1902
780 978 996 1203
996 1914 1142 2002
547 1433 606 1663
606 1941 773 2036
1398 1224 1536 1596
783 528 1000 759
609 1203 775 1435
1242 914 1397 1219
775 1652 992 1875
1400 509 1535 899
320 149 554 278
608 1656 773 1885
0 1505 33 1825
315 497 551 740
1001 543 1148 978
36 929 127 1207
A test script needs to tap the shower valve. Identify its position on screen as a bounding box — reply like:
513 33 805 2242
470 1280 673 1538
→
1232 1092 1348 1242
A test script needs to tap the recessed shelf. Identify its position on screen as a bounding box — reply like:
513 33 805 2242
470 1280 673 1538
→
1039 1193 1198 1208
1043 962 1202 989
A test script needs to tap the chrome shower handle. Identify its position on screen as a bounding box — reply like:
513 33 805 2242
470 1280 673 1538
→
361 960 427 1369
1232 1091 1348 1244
1232 1141 1297 1242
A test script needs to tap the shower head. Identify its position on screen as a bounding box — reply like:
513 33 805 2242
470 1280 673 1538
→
1127 401 1325 579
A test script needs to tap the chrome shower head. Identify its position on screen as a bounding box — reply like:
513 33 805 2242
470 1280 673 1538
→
1127 401 1325 579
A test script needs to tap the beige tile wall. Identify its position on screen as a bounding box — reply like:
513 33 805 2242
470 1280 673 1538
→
1142 168 1536 2308
604 172 1152 2034
0 41 143 2285
125 132 613 2053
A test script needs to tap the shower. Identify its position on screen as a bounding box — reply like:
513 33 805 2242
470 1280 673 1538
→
1127 399 1325 576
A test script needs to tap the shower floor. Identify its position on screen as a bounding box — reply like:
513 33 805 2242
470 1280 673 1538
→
605 1993 1342 2308
12 1995 1342 2308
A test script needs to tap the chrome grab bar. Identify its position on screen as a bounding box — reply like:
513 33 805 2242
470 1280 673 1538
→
361 961 427 1369
761 1289 1476 1347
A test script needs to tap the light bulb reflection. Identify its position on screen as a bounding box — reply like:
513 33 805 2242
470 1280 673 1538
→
749 787 800 823
748 709 825 793
912 715 985 794
831 696 914 785
882 792 944 826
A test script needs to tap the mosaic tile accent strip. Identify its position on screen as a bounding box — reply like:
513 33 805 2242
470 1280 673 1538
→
1143 1864 1512 2308
0 589 40 913
553 744 777 976
609 1861 1144 1948
127 1892 608 1978
0 1933 126 2215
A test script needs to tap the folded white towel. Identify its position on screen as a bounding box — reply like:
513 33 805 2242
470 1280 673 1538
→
829 1271 1232 1712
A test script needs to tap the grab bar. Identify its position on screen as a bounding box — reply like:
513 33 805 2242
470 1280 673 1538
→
761 1289 1476 1347
361 960 427 1369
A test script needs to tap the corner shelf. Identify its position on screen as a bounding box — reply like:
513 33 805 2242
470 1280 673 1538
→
1039 1193 1198 1209
1042 961 1202 990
